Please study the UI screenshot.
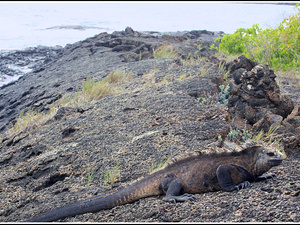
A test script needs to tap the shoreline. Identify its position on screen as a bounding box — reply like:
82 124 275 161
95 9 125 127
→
0 29 224 88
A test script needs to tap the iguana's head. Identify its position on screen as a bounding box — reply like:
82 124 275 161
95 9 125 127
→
252 145 284 176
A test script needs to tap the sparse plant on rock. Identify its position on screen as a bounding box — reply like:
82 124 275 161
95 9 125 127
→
104 160 120 186
87 167 94 186
227 128 252 144
153 44 178 59
196 84 229 105
73 70 132 105
149 157 169 173
7 104 57 136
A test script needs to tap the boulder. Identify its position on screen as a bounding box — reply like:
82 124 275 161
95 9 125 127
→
228 63 294 128
226 57 297 155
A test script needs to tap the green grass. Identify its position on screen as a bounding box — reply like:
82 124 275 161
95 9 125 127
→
104 160 120 186
252 124 287 158
87 167 94 186
148 157 169 173
252 124 280 143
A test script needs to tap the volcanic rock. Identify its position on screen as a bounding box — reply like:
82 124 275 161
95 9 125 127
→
0 27 299 223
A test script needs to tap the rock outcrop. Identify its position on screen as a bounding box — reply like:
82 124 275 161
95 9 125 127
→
226 55 298 155
0 28 220 134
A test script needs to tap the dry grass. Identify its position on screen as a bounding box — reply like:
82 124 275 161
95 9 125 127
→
181 55 206 67
275 68 300 87
153 42 178 59
6 105 58 137
72 70 132 105
5 70 132 137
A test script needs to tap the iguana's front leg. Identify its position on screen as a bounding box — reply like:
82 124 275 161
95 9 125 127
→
256 173 277 181
216 164 251 192
160 177 197 203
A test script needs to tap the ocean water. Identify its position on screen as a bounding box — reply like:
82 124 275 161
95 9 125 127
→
0 2 298 51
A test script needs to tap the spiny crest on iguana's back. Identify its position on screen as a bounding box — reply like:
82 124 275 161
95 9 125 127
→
159 140 283 171
148 140 284 177
155 142 253 172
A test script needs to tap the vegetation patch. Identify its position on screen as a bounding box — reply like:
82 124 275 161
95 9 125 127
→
104 160 120 186
72 70 132 105
148 157 169 173
211 3 300 78
196 84 229 105
87 167 94 186
153 42 178 59
5 70 132 137
6 104 57 136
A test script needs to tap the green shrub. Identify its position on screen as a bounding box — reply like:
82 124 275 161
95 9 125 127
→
211 3 300 72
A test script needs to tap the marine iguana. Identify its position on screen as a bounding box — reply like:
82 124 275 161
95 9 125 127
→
24 144 283 222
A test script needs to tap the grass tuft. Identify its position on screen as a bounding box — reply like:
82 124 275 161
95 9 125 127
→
7 104 57 136
5 70 132 137
73 70 132 105
104 160 120 186
153 43 178 59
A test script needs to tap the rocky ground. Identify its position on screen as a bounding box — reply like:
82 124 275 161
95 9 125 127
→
0 27 299 222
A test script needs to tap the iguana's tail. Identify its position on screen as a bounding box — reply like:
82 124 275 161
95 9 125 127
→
24 175 162 222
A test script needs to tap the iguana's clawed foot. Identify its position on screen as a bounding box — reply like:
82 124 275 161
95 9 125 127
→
164 193 197 203
234 181 250 191
257 173 276 181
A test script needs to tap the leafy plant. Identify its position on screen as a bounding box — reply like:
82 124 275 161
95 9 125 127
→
217 84 229 105
196 91 219 105
227 129 252 143
196 84 229 105
211 3 300 72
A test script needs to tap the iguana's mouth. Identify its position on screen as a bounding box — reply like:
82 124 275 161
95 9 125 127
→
269 159 283 166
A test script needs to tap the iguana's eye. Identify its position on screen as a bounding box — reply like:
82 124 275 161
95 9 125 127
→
267 152 275 156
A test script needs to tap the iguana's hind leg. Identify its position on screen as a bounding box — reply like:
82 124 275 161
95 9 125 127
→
160 177 197 203
216 164 251 192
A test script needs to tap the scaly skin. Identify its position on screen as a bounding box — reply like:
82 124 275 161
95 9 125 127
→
24 145 283 222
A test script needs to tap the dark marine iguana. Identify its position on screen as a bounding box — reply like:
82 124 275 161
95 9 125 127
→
24 144 283 222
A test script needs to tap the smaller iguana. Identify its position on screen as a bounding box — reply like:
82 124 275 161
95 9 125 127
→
24 143 283 222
